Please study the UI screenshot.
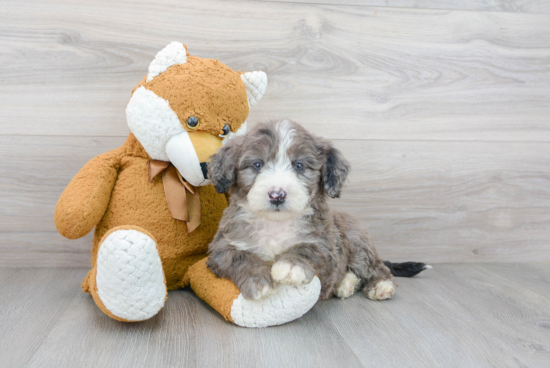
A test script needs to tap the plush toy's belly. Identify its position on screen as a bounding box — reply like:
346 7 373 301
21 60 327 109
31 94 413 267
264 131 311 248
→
91 156 227 289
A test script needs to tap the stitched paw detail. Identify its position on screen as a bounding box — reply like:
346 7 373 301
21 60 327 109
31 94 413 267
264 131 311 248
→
96 229 166 321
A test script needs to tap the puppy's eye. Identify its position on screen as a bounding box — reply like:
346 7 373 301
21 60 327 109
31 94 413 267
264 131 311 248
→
187 116 199 129
221 124 230 136
252 162 263 171
294 162 305 171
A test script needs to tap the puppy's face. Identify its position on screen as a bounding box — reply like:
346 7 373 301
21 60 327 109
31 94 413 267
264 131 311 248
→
208 120 350 221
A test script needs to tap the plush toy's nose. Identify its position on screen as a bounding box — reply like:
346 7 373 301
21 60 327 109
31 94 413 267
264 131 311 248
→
200 162 208 179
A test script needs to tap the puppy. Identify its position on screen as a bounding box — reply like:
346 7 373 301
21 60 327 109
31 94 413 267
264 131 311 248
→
206 120 399 301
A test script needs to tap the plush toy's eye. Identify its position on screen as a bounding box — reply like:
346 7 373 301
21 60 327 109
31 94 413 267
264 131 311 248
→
187 116 199 129
221 124 230 136
252 162 263 171
294 162 305 171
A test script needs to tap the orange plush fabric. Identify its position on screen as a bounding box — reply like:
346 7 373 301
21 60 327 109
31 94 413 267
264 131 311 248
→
186 258 241 322
54 42 268 323
145 56 249 137
56 133 228 291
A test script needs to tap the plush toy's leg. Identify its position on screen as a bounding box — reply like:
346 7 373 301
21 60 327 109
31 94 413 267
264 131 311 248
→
86 225 167 322
186 258 321 328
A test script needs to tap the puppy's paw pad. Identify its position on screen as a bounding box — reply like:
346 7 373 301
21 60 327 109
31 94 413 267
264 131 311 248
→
272 261 307 285
367 280 396 300
336 272 360 299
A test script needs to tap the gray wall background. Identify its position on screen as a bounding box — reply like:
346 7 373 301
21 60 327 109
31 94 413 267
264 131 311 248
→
1 0 549 266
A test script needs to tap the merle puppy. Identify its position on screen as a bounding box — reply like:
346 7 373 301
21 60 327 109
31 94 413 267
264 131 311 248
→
206 120 425 301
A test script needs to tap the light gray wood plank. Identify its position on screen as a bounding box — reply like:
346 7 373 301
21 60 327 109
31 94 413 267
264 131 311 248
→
25 289 199 368
7 264 550 367
0 135 125 233
0 232 91 268
263 0 550 14
482 263 550 297
25 287 363 368
0 268 87 368
318 263 550 367
191 297 363 368
1 1 549 141
330 139 550 263
2 135 549 264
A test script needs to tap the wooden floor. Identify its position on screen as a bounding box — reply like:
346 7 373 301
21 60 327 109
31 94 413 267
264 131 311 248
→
1 264 549 368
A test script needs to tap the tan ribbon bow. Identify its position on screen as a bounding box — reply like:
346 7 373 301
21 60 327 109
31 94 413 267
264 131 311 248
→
148 160 201 233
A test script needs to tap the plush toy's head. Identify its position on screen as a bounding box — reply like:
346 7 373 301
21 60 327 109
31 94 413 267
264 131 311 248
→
126 42 267 186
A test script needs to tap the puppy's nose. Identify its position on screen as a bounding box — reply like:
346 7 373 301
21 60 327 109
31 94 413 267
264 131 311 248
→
268 190 286 206
200 162 208 179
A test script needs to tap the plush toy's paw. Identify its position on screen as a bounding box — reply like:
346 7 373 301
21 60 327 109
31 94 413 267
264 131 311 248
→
93 228 167 321
231 276 322 328
271 260 314 286
187 258 322 328
239 274 273 300
366 280 396 301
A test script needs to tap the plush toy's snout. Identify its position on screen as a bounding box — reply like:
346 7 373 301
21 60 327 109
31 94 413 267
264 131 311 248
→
189 131 223 180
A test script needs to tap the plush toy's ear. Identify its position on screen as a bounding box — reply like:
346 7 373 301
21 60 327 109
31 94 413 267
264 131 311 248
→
241 71 268 107
208 136 243 193
318 141 350 199
147 42 188 82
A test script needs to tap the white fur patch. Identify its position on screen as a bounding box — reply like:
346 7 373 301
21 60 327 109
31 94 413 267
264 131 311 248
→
230 276 321 328
165 131 209 187
367 280 396 300
245 120 309 222
126 86 185 161
229 216 313 261
147 41 188 82
241 71 267 107
95 229 166 321
271 260 307 285
336 272 360 299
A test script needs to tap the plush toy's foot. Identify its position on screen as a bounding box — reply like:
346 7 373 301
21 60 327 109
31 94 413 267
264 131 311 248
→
87 226 167 322
186 259 321 328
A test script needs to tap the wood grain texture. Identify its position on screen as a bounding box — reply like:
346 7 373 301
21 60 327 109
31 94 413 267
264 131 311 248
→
0 268 87 368
2 135 549 264
3 264 548 367
0 0 549 141
1 0 549 265
263 0 550 14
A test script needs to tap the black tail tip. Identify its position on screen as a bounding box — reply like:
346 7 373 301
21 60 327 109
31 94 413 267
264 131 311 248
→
384 261 431 277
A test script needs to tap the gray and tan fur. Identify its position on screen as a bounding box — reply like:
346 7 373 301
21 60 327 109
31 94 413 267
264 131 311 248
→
207 120 396 301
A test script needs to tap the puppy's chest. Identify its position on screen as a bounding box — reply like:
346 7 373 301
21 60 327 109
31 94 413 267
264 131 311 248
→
250 219 307 261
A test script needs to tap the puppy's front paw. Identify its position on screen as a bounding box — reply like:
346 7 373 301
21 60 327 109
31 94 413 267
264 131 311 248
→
271 260 314 285
239 275 273 300
367 280 396 300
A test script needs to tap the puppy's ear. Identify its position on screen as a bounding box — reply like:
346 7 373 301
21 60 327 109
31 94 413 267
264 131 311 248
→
208 136 243 193
318 140 350 198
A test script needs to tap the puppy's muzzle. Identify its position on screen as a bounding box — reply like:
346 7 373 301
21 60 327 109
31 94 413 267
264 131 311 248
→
269 189 287 206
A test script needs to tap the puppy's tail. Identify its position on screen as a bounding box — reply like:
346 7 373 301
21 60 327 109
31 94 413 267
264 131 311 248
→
383 261 431 277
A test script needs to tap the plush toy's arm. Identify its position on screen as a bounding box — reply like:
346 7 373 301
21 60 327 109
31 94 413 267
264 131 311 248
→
54 148 122 239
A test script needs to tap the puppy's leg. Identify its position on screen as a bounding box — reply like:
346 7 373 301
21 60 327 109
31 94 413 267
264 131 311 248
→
207 246 274 300
363 267 396 300
336 272 361 299
272 243 326 286
336 213 396 301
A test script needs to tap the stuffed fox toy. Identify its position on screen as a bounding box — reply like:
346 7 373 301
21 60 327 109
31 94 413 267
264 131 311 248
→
54 42 321 327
